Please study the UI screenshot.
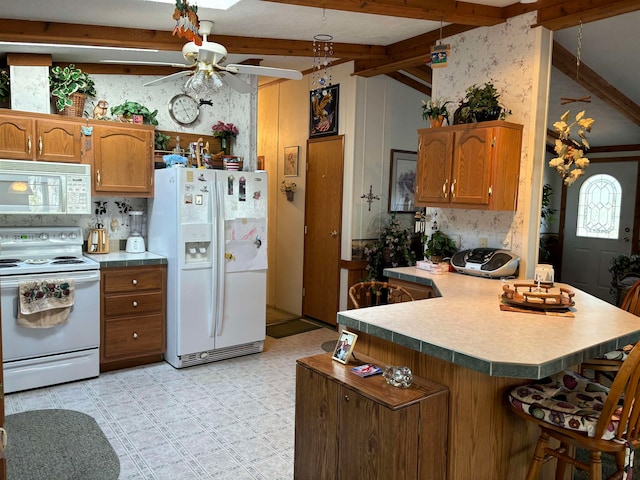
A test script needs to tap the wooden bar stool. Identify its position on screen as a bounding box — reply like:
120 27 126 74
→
348 281 414 308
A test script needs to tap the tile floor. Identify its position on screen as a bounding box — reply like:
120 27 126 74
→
5 326 338 480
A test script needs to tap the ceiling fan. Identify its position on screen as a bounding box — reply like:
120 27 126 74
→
137 20 303 95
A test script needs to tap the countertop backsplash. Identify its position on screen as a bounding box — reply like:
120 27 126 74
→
0 196 148 252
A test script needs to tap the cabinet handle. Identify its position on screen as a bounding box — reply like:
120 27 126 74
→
442 179 449 198
132 332 138 339
132 279 138 285
488 185 493 196
97 170 101 186
132 301 138 307
344 395 350 402
451 179 457 198
38 136 43 156
27 135 32 155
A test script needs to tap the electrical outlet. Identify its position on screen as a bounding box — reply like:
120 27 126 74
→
479 237 488 248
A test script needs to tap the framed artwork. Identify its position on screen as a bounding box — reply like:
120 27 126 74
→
284 146 299 176
332 330 358 364
309 84 339 138
388 149 417 214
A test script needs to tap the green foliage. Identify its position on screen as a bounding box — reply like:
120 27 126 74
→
364 215 416 280
453 80 511 124
540 183 557 227
154 131 171 150
49 64 96 112
421 98 451 125
0 69 9 102
424 230 457 259
609 254 640 295
110 101 159 126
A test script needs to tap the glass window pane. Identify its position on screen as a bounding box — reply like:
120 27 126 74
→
576 174 621 239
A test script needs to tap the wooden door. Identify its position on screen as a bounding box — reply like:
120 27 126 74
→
0 114 35 160
451 127 492 205
92 124 153 197
415 130 453 205
36 119 82 163
302 136 344 325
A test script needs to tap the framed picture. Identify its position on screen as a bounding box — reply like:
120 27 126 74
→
284 146 299 176
332 330 358 364
309 84 339 138
388 149 417 214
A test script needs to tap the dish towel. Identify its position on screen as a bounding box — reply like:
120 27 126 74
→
18 279 75 328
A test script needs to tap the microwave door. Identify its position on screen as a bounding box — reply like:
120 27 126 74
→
0 173 64 214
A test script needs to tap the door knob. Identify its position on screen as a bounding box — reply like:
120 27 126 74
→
624 237 630 242
330 230 338 237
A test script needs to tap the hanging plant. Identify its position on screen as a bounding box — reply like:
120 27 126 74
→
548 109 595 186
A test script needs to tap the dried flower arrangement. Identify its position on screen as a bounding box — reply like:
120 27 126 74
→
549 110 595 186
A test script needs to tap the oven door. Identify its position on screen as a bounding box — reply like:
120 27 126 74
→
0 270 100 362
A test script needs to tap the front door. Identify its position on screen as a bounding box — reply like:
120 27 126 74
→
302 136 344 325
561 161 637 302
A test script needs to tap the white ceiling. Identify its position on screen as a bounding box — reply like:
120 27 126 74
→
1 0 639 147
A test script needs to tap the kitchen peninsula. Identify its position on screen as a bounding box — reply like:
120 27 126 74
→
337 267 640 479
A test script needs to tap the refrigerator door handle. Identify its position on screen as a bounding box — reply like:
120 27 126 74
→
208 180 217 338
214 179 226 336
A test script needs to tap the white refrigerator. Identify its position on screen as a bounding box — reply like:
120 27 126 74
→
148 167 268 368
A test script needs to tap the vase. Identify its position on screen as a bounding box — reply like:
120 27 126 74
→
429 115 445 128
220 137 234 156
286 191 294 202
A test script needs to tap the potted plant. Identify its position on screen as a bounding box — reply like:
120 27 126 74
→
421 98 451 127
364 215 416 281
110 100 159 126
212 121 239 155
49 64 96 116
154 131 171 151
453 80 511 124
280 180 297 201
609 254 640 302
0 69 9 105
423 230 457 263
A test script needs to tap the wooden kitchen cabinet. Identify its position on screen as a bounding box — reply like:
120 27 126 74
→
388 277 436 300
100 265 166 372
415 120 523 210
91 122 154 197
295 353 448 480
0 111 83 163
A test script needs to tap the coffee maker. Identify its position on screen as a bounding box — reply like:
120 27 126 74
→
125 211 146 253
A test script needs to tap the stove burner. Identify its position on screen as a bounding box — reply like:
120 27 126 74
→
0 259 22 264
51 259 84 265
0 264 18 268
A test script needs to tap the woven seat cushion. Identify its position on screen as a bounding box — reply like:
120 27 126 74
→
508 370 621 440
596 344 634 361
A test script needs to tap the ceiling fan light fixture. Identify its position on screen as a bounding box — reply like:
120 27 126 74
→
184 69 225 97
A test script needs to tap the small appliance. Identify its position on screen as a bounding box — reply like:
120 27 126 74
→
125 211 146 253
450 248 519 278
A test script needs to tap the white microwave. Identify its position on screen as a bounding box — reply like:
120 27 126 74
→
0 159 91 214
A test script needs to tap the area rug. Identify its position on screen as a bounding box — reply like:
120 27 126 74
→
266 319 321 338
5 409 120 480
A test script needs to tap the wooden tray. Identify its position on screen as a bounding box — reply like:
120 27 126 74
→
501 282 575 311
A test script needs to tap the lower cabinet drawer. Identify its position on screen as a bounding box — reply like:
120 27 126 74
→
103 314 164 359
104 291 163 317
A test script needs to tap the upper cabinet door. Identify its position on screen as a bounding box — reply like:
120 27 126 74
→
451 127 493 206
415 130 453 205
36 119 83 163
0 114 35 160
92 124 154 197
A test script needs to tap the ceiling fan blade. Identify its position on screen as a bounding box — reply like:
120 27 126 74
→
143 70 192 87
101 60 193 68
220 72 256 94
225 64 303 80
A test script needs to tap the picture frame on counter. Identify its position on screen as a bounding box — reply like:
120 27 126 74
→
388 149 417 214
332 330 358 364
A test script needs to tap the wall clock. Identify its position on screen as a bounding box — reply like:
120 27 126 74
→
168 94 200 125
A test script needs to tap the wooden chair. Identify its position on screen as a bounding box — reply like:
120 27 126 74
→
348 281 415 309
508 341 640 480
580 279 640 383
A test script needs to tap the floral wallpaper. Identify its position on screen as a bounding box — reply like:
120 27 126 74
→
432 12 538 256
2 72 255 247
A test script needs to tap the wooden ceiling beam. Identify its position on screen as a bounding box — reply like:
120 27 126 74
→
386 72 432 96
262 0 505 26
353 24 475 77
401 65 433 86
552 41 640 126
535 0 640 31
0 19 385 60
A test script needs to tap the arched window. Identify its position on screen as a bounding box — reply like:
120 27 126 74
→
576 174 621 239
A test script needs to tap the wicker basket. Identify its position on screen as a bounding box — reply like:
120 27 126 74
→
59 92 87 117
